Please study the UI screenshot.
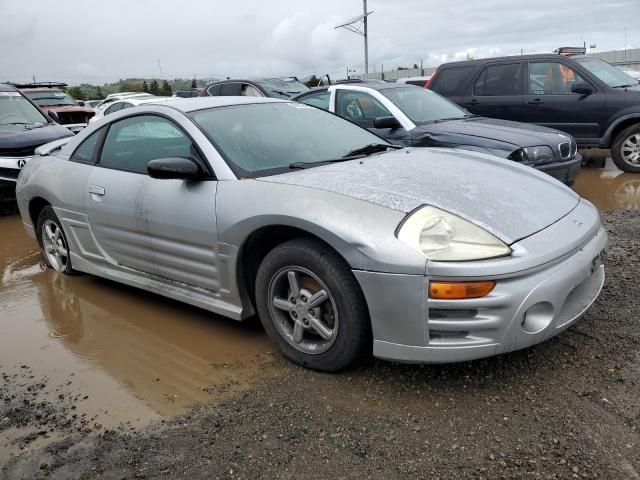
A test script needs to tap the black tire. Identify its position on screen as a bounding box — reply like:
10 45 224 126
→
36 206 75 275
255 238 371 372
611 124 640 173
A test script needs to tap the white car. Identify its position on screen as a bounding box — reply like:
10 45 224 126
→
396 76 432 87
94 93 156 113
89 96 171 124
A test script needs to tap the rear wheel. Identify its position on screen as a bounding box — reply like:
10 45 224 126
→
612 124 640 173
37 206 75 275
255 238 371 372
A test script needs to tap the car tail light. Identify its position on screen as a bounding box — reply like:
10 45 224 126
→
429 281 496 300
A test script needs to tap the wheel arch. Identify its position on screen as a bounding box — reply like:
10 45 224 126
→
602 114 640 147
28 196 52 229
235 224 360 315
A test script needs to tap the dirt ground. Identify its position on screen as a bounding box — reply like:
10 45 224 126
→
2 163 640 479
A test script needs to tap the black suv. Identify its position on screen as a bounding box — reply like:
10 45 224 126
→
429 54 640 172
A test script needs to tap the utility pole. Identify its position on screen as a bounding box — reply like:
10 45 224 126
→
335 2 373 76
157 59 164 80
625 26 628 62
363 0 369 75
32 74 36 83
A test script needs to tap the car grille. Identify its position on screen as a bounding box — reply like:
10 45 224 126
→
0 146 36 157
57 111 94 125
0 167 20 180
559 140 577 160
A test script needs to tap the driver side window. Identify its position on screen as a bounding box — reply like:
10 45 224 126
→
335 90 392 128
99 115 195 174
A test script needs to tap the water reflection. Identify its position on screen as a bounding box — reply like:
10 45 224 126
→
0 215 274 422
574 158 640 211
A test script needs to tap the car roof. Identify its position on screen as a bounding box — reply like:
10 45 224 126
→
115 96 172 106
439 53 586 68
292 82 414 99
0 83 18 93
205 77 300 86
151 96 287 113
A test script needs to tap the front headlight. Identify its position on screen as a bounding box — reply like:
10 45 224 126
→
397 206 511 261
510 146 555 164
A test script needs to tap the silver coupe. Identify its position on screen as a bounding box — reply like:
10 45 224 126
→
15 97 607 371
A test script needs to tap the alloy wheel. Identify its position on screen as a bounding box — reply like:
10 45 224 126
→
621 133 640 167
41 219 69 272
268 266 339 355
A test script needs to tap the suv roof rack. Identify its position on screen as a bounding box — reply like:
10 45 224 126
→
555 46 586 56
8 81 68 89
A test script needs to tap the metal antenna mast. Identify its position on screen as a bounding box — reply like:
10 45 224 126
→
335 1 374 75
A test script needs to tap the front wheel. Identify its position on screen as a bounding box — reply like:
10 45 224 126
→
255 238 371 372
612 124 640 173
37 206 75 275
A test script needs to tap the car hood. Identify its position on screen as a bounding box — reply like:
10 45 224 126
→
414 116 570 154
259 148 579 245
0 123 74 153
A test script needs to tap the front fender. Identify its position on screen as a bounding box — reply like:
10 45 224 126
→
216 180 427 275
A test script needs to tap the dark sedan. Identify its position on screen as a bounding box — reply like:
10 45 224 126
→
0 83 73 211
201 77 309 99
293 83 581 185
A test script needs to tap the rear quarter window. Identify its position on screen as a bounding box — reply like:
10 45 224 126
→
430 66 474 96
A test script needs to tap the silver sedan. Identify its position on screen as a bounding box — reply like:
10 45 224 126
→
15 97 607 371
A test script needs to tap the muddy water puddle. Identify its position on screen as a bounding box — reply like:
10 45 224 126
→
0 215 275 458
575 154 640 211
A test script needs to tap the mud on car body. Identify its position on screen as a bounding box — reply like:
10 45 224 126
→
16 97 606 371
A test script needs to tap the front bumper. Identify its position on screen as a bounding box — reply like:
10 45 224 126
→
354 214 607 364
535 153 582 186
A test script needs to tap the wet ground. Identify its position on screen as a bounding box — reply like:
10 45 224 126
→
1 156 640 478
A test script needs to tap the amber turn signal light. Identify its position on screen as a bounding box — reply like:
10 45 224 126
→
429 281 496 300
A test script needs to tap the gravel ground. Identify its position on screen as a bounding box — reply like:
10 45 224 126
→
2 209 639 480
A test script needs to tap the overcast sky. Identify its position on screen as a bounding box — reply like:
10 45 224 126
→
1 0 638 85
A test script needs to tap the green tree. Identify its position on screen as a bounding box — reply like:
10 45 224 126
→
96 86 104 99
67 86 86 101
149 79 160 96
304 75 319 88
142 80 149 93
191 78 197 89
160 80 172 96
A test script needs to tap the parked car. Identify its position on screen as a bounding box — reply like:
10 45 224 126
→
293 82 581 185
428 54 640 172
94 93 155 112
13 83 95 134
396 76 432 87
201 77 309 99
173 89 202 98
89 96 170 124
84 100 102 108
16 96 606 371
0 83 73 209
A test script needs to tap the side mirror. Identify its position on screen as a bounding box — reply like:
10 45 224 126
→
47 110 60 123
147 157 202 180
373 116 401 129
571 82 593 95
77 100 85 106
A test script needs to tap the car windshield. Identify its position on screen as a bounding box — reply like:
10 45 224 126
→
259 79 309 99
24 90 78 107
190 102 386 177
573 56 639 87
380 87 468 124
0 92 49 125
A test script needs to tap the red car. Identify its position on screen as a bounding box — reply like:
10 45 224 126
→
14 83 95 134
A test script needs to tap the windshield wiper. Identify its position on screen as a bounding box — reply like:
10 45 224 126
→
289 144 400 169
613 83 638 88
342 143 401 157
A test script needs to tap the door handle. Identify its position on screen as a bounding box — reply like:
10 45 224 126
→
465 99 479 106
88 185 105 196
527 98 544 105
